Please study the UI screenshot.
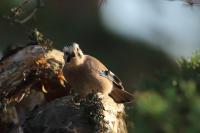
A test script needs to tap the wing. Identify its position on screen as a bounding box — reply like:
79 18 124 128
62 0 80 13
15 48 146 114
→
85 55 133 103
85 55 124 89
99 70 124 90
99 70 134 103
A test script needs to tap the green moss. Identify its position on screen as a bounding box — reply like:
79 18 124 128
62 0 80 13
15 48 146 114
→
129 50 200 133
136 91 168 116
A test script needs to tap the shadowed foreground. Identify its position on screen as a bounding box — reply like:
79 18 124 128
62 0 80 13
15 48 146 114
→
23 93 127 133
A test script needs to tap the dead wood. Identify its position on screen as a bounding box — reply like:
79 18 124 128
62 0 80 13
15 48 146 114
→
0 32 128 133
0 44 68 105
22 93 127 133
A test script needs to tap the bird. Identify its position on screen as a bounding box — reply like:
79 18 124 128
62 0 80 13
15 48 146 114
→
62 43 133 103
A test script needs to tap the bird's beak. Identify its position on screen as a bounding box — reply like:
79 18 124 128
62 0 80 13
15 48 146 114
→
66 55 71 63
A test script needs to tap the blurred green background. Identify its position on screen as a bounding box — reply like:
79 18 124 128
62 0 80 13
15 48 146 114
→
1 0 200 133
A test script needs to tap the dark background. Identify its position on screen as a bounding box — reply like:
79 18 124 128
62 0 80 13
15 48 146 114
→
1 0 200 132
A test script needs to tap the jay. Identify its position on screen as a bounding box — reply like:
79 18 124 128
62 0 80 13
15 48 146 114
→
63 43 133 103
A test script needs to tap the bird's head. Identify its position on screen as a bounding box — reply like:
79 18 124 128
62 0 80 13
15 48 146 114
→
63 43 84 66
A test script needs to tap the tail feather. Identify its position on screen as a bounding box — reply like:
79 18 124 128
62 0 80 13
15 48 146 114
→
109 88 134 103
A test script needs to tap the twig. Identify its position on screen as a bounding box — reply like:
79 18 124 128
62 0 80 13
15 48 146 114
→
3 0 44 24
